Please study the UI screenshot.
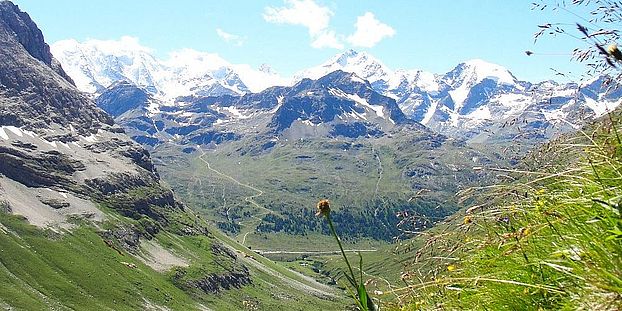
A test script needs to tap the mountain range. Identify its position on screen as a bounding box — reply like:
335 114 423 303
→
53 40 622 145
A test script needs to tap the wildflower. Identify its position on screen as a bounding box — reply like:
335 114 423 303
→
535 189 546 195
447 264 456 272
316 198 374 310
518 227 531 238
463 216 472 225
608 44 622 61
315 199 331 217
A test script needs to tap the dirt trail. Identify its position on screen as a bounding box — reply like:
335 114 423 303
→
254 249 378 255
196 150 272 245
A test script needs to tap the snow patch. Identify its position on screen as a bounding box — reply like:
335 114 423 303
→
146 101 161 116
421 102 437 125
542 104 570 123
584 97 622 117
5 126 23 137
222 106 251 119
42 140 58 149
345 93 385 118
449 85 470 112
82 134 98 143
0 128 7 140
466 106 492 121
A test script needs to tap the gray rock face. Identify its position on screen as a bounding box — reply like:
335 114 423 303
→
188 268 252 294
0 4 112 134
0 1 182 229
0 1 73 83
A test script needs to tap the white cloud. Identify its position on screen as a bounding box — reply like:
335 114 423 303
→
264 0 343 49
216 28 245 46
311 30 343 49
347 12 395 48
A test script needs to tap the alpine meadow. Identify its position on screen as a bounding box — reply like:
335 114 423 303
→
0 0 621 310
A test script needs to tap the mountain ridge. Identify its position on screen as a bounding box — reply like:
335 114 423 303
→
53 38 622 145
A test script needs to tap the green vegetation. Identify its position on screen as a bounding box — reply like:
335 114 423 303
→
0 207 344 310
154 133 494 250
0 213 199 310
388 112 622 310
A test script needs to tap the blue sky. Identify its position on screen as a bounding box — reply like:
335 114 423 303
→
12 0 591 81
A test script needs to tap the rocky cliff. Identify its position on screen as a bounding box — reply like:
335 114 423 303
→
0 0 186 236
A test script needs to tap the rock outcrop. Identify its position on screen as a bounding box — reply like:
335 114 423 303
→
0 1 182 229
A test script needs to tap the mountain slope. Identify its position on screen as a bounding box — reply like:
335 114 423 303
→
390 108 622 310
0 2 343 309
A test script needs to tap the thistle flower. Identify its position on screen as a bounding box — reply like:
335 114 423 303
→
316 199 331 217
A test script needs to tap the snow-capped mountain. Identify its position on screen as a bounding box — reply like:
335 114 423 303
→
294 50 621 143
268 70 413 136
52 40 622 144
95 70 425 151
51 37 289 99
293 49 392 88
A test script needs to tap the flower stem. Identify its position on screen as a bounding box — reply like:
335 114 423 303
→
326 213 357 287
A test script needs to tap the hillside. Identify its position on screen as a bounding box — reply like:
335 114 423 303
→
378 110 622 309
0 2 345 310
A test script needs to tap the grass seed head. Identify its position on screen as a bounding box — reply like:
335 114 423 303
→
608 44 622 61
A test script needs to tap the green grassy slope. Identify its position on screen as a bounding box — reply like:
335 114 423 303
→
0 209 345 310
385 113 622 310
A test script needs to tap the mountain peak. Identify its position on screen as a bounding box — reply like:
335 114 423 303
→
334 49 363 65
258 63 276 75
453 59 517 85
294 49 392 84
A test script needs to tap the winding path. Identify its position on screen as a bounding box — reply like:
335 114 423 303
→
197 150 272 246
